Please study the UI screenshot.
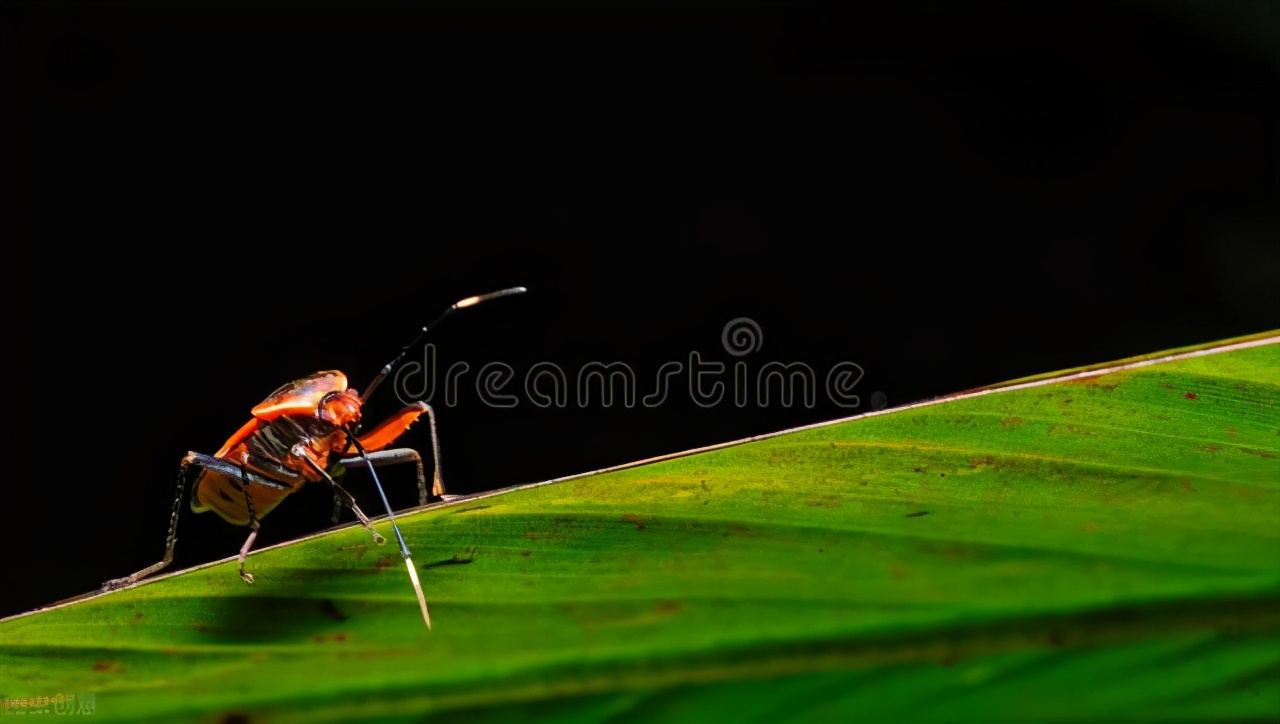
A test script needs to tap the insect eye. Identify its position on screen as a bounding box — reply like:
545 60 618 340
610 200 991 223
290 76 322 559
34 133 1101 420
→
319 391 361 426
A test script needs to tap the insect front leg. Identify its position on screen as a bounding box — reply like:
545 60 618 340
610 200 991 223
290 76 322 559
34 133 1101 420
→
297 453 386 546
339 449 429 507
354 402 447 501
324 462 347 523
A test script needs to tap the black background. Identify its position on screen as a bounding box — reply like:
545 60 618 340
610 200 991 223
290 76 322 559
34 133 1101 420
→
2 1 1277 620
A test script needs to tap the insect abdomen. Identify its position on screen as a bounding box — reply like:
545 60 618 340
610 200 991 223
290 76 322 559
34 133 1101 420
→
191 416 340 525
190 466 296 526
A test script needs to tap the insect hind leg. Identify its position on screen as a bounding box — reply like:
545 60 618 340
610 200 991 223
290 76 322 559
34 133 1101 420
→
103 453 288 592
101 452 200 591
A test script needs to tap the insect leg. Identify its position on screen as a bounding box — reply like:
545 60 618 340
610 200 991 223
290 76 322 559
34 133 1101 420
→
102 453 289 592
324 462 347 523
420 403 445 499
353 401 444 502
340 448 430 506
237 466 261 585
300 456 387 545
102 452 199 590
184 453 292 490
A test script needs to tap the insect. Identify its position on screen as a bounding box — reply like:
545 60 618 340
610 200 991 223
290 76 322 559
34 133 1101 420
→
102 287 527 630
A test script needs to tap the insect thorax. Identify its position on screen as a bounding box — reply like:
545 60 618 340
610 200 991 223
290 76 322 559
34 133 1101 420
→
246 414 346 483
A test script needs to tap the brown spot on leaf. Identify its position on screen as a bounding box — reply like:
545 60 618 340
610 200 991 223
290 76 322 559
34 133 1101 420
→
968 455 997 470
373 554 399 570
524 530 566 542
1228 426 1238 438
906 511 931 518
1200 444 1221 454
1184 391 1198 400
1160 381 1173 389
890 564 906 579
1068 376 1119 391
1083 522 1098 533
621 514 647 531
219 713 253 724
1000 416 1025 427
521 550 532 557
313 632 350 643
91 660 122 673
1181 479 1198 493
1241 448 1278 459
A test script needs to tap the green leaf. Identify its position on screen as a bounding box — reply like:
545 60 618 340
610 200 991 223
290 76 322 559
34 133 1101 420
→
3 333 1278 722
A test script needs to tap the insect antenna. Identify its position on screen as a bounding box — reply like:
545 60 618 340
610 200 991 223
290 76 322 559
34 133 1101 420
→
360 286 527 404
345 432 434 631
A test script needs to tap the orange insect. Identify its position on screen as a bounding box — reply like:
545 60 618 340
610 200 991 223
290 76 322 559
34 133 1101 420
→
102 287 527 630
